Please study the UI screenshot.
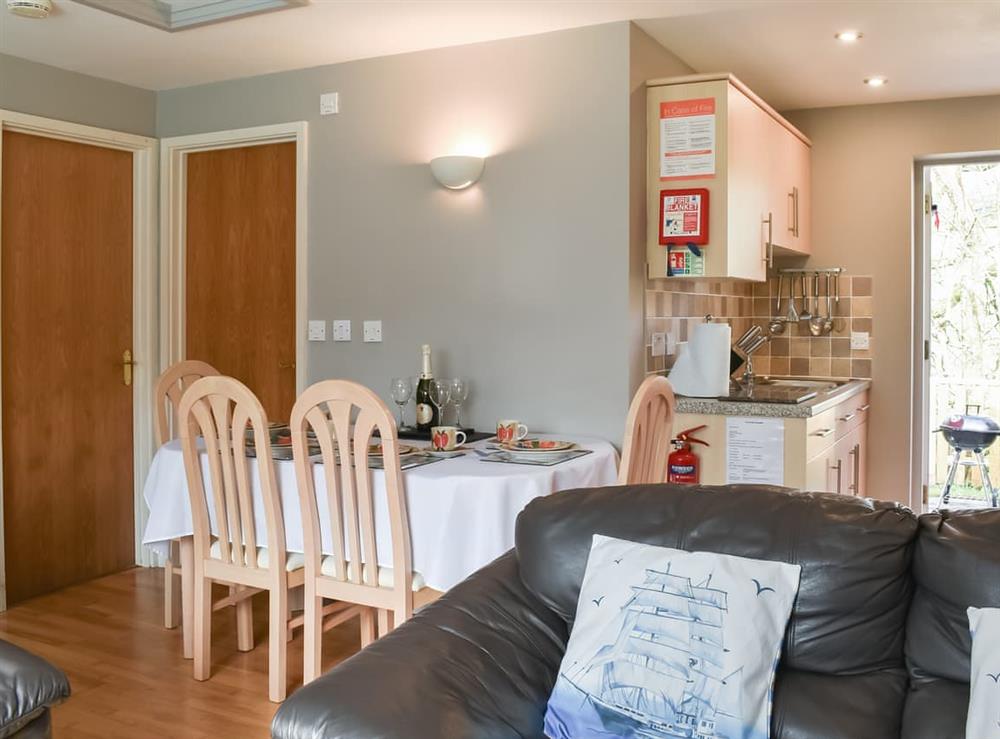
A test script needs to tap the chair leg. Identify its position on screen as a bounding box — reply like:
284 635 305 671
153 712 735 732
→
180 537 194 660
236 587 254 652
193 572 213 682
164 540 181 629
302 583 323 686
269 585 289 703
359 608 376 648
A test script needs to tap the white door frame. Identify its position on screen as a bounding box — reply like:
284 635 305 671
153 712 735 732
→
0 110 158 605
912 153 1000 512
159 122 309 424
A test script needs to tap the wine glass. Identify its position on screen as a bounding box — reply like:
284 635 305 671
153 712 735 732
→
428 378 452 426
450 377 470 429
390 377 413 429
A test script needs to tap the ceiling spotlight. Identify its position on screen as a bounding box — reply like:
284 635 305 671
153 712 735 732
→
864 76 888 87
7 0 51 17
835 30 863 42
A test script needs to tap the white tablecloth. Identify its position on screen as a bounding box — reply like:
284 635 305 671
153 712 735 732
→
142 435 618 591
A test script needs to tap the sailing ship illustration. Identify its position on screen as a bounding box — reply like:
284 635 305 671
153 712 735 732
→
560 563 744 739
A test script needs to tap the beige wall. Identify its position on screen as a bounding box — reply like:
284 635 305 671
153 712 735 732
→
158 23 637 443
628 24 693 393
0 53 155 136
786 95 1000 504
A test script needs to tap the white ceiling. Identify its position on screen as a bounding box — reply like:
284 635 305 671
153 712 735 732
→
1 0 999 109
0 0 736 91
637 0 1000 110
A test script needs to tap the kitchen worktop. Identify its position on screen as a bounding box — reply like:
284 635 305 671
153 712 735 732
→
674 378 871 418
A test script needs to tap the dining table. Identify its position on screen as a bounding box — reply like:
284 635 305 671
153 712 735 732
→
142 433 618 654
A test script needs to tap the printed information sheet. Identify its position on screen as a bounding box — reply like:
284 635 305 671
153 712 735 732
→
659 97 716 180
725 417 784 486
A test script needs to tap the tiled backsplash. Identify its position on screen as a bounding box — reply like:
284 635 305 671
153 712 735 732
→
645 274 874 380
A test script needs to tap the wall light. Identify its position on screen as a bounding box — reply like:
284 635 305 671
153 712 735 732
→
430 155 485 190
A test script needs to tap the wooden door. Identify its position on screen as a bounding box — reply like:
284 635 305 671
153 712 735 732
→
2 131 135 605
184 142 296 421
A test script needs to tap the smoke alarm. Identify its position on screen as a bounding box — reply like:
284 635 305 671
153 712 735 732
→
7 0 52 18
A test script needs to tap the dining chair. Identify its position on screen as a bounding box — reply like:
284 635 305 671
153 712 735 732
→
154 359 219 631
618 375 677 485
290 380 434 685
178 375 306 702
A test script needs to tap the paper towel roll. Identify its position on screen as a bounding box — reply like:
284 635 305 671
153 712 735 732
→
668 322 732 397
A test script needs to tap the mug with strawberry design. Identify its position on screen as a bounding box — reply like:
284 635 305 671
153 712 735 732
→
431 426 467 451
496 420 529 444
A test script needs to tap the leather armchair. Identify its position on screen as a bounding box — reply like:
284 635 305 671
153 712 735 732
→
0 639 70 738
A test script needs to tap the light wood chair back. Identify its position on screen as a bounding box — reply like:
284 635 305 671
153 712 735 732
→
154 359 219 446
291 379 418 683
154 359 219 632
618 375 677 485
178 375 286 576
178 375 303 702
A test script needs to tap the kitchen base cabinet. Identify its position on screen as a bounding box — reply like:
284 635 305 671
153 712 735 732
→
672 390 869 495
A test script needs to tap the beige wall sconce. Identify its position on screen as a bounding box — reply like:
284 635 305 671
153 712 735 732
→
429 155 485 189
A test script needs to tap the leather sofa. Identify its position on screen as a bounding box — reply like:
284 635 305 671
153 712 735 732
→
271 483 998 739
0 639 70 738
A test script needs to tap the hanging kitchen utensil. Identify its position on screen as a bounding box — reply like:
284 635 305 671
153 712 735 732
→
799 274 812 321
784 273 799 323
809 273 826 336
768 275 786 335
822 273 834 335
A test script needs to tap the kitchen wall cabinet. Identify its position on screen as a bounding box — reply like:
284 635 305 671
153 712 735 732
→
647 73 811 281
672 389 869 496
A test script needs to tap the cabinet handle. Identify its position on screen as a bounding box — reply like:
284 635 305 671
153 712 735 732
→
811 428 834 438
857 403 871 413
788 187 800 238
848 444 860 493
762 213 774 268
838 412 856 423
833 459 843 494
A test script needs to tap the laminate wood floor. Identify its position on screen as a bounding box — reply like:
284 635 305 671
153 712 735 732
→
0 567 363 738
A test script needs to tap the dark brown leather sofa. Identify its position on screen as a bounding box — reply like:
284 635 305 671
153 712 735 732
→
0 639 70 738
271 484 998 739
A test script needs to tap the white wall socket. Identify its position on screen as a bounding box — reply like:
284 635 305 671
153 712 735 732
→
320 92 339 115
332 320 351 342
850 331 870 350
651 332 666 357
307 320 326 342
363 320 382 343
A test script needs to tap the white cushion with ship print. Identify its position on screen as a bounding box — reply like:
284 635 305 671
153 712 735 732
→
544 535 801 739
967 606 1000 739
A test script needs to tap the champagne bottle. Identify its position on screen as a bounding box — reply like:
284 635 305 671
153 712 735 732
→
415 344 438 432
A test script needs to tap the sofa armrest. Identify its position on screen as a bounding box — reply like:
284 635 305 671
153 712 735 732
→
0 639 70 739
271 551 568 739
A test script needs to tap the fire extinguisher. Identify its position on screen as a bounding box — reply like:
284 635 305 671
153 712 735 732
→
668 425 709 484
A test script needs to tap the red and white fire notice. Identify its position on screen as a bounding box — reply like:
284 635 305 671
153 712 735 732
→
659 97 716 181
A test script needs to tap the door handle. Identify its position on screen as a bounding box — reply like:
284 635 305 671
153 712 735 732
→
122 349 136 387
278 360 296 369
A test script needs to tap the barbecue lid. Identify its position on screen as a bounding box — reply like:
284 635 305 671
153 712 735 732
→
939 413 1000 434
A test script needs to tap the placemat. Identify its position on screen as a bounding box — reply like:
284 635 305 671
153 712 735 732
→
477 449 594 467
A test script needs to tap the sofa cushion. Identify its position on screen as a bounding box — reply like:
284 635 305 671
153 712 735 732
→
900 676 967 739
516 484 918 675
906 509 1000 684
0 639 70 739
773 667 908 739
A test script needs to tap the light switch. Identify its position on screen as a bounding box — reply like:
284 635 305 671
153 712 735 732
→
363 320 382 343
666 333 677 356
307 320 326 342
320 92 339 116
332 320 351 342
850 331 870 350
651 332 666 357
